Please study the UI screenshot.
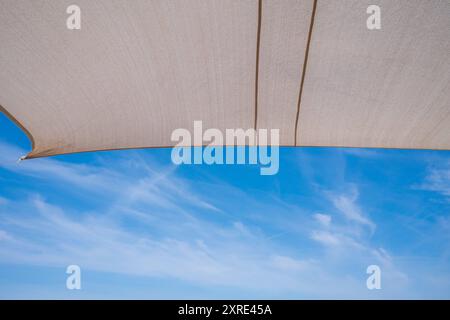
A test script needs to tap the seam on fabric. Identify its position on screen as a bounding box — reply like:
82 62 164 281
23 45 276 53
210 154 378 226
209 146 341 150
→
294 0 318 146
254 0 262 130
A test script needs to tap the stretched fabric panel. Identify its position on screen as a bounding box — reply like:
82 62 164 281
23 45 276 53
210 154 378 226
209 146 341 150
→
257 0 314 145
0 0 259 157
0 0 449 159
296 0 450 149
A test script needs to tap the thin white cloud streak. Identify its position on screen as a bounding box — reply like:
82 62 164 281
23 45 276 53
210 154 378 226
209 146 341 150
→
328 188 376 232
419 160 450 198
310 230 341 247
314 213 331 228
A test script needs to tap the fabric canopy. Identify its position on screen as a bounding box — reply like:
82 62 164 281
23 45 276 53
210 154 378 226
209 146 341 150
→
0 0 449 159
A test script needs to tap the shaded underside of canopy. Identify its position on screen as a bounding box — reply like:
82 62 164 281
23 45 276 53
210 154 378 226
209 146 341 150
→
0 0 449 159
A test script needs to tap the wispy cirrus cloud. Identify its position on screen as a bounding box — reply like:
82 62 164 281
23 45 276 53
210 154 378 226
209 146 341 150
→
313 213 332 228
310 189 382 259
0 141 120 192
328 188 376 232
419 160 450 199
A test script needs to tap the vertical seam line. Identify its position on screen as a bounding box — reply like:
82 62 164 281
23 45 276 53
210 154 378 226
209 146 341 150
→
254 0 262 130
294 0 318 146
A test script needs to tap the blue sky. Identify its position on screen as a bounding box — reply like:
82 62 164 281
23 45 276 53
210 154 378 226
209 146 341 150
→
0 112 450 299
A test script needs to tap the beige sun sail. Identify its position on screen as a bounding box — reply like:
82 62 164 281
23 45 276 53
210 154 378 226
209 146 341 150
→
0 0 449 159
